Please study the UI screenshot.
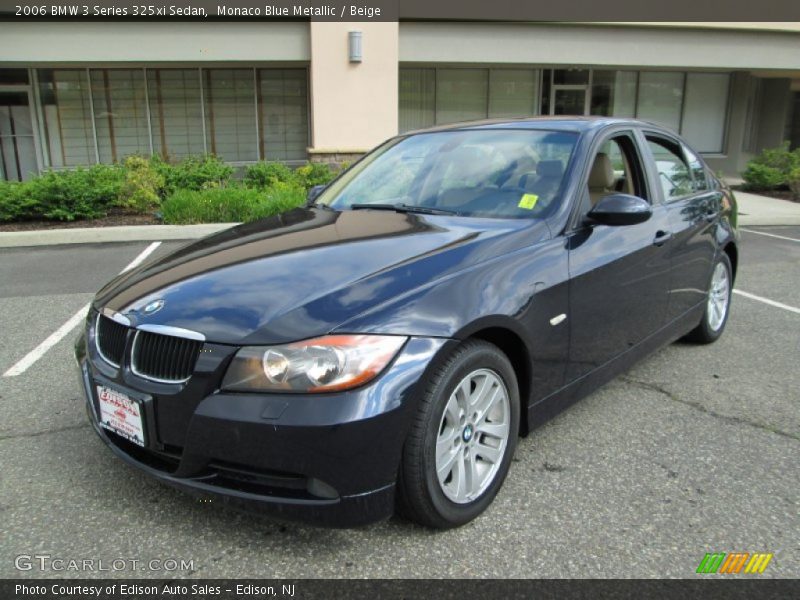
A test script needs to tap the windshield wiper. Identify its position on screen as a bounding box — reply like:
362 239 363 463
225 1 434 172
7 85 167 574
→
349 203 458 216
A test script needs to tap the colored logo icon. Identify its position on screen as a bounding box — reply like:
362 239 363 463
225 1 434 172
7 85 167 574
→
696 552 773 574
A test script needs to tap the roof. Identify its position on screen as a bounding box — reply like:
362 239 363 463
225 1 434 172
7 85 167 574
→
405 116 646 135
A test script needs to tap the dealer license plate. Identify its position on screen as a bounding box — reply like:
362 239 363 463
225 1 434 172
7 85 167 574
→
96 385 145 447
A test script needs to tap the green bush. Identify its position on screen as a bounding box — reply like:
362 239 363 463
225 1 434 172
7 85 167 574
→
0 155 339 223
118 156 165 212
294 162 339 190
789 166 800 201
37 165 125 220
244 161 340 191
742 163 785 191
161 181 305 225
153 154 234 195
244 162 295 188
0 180 36 221
742 142 800 191
2 164 126 221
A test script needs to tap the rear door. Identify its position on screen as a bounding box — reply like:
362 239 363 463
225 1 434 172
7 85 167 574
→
565 130 672 383
641 133 721 321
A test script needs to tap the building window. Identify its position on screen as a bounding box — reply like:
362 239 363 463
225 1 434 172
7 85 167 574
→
203 69 258 162
681 73 730 154
399 68 540 133
258 69 309 161
400 67 729 155
399 68 435 132
636 72 685 133
436 69 488 124
742 77 762 154
33 67 309 170
38 69 96 167
488 69 539 119
0 91 38 181
590 70 637 117
0 69 29 85
147 69 205 160
90 69 150 163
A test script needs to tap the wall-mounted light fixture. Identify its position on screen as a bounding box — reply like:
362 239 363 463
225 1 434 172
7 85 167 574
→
348 30 363 63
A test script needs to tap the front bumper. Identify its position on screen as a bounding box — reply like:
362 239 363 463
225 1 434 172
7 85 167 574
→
76 331 450 527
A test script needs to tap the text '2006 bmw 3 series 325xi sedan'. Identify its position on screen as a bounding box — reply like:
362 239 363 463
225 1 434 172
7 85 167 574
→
75 117 738 528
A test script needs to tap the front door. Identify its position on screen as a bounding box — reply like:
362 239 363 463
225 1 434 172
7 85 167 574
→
566 131 672 382
0 90 40 181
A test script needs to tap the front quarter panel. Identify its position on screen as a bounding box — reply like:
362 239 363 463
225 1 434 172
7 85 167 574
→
336 234 571 406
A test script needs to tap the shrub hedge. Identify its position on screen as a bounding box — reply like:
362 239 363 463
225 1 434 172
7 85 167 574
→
0 156 341 223
161 182 306 224
742 142 800 198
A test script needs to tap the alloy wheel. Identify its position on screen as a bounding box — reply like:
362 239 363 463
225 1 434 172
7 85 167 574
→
707 261 730 332
435 368 511 504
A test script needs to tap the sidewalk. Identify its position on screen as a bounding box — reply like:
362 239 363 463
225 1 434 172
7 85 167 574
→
0 223 238 248
734 191 800 226
0 192 797 248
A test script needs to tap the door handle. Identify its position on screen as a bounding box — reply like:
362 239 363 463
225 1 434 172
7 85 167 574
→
704 211 719 223
653 230 673 246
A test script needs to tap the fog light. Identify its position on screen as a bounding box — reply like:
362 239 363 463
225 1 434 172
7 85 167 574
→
307 477 339 499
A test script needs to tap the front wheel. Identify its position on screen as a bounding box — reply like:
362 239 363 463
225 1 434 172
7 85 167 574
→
397 340 520 528
684 253 733 344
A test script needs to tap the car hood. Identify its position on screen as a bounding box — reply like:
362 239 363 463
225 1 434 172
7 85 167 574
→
94 207 549 344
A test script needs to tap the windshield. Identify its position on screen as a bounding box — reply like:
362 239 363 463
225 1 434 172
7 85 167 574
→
316 129 579 219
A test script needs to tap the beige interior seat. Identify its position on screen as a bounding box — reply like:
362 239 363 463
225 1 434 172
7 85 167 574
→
588 152 615 206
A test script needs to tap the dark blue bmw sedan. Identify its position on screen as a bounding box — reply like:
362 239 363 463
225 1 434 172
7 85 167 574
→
76 117 738 528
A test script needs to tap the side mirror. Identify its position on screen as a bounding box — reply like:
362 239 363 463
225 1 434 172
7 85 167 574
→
586 193 652 226
306 184 326 205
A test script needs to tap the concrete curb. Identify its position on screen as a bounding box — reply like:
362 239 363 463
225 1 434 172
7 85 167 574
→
0 223 239 248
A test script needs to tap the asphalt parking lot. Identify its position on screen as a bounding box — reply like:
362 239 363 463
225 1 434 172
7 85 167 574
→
0 226 798 579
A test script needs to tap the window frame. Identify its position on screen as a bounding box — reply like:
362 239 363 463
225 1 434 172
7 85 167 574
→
567 127 650 232
640 130 702 204
680 143 711 194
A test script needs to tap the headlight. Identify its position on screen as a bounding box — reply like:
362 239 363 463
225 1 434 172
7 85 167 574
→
221 335 407 393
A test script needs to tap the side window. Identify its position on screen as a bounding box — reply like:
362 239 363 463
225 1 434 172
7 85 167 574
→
646 137 693 200
584 133 647 213
683 145 709 192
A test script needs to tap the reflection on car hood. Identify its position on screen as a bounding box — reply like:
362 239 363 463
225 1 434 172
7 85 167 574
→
94 207 548 344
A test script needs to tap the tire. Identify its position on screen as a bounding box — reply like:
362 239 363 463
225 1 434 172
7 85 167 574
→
397 339 520 529
684 253 733 344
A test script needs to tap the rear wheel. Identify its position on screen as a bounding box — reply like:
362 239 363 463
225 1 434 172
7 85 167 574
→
397 340 519 528
684 253 733 344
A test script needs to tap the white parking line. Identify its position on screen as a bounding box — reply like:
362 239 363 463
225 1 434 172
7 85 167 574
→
2 303 92 377
741 228 800 243
3 242 162 377
119 241 162 273
733 289 800 315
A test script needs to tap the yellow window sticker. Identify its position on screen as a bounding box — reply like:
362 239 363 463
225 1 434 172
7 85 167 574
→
518 193 539 210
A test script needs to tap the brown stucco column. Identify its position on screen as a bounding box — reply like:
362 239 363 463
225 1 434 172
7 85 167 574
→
308 22 399 166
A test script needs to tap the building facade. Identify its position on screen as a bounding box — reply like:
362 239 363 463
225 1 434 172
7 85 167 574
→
1 21 798 182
